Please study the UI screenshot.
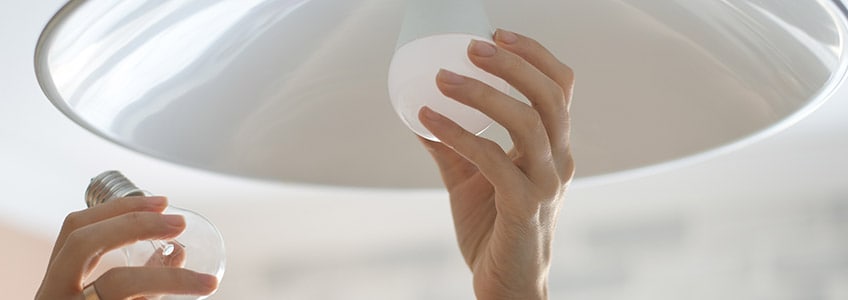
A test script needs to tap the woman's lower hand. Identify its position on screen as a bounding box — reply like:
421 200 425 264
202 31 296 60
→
35 196 218 300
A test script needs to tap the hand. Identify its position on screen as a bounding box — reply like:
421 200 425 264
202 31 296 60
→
35 196 218 300
418 29 575 300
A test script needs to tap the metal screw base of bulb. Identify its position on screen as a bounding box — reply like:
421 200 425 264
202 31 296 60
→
85 170 147 208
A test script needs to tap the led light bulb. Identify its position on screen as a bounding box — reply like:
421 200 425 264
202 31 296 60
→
388 0 509 141
85 171 225 300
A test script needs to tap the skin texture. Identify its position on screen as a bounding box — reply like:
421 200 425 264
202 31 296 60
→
35 196 217 300
418 29 575 300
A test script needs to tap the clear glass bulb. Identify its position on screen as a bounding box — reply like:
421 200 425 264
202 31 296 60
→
388 33 510 141
85 171 225 300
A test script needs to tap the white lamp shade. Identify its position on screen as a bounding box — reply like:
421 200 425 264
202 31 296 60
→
34 0 848 188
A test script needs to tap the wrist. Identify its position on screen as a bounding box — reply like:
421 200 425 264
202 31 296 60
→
473 270 549 300
474 286 548 300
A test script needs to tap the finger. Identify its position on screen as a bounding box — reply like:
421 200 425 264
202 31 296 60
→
436 69 554 175
491 30 576 153
467 39 571 152
419 106 526 191
50 213 185 286
493 29 575 109
50 196 168 262
416 136 478 189
95 267 217 299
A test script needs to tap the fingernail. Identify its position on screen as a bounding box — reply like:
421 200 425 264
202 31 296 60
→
495 29 518 44
145 196 167 207
196 274 218 291
163 214 185 228
437 69 465 85
469 40 496 57
421 106 443 122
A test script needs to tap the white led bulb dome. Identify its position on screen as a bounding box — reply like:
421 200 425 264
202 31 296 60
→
388 0 509 141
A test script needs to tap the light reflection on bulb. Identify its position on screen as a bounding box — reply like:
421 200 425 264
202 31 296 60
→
388 34 510 141
86 171 225 300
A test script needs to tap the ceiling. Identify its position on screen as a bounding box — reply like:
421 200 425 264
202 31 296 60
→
2 0 847 299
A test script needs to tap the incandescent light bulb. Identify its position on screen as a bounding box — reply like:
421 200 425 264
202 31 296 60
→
388 0 509 141
85 171 225 300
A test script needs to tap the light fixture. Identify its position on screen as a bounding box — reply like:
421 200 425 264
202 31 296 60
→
86 170 225 300
34 1 848 188
388 0 508 141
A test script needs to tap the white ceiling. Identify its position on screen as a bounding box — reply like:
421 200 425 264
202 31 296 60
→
2 0 848 299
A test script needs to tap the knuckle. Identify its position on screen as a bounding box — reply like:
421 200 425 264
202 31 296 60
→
480 140 505 163
560 62 575 79
99 268 126 285
482 139 504 154
99 268 139 295
548 80 567 102
168 269 196 286
460 80 488 105
475 81 499 100
62 210 86 231
64 228 93 249
533 183 560 206
498 53 525 73
535 151 556 170
127 211 145 224
466 138 499 162
557 63 576 87
528 165 566 202
514 35 545 55
513 107 548 146
545 174 565 195
436 123 469 148
125 211 159 233
117 196 143 209
536 164 562 191
527 36 545 50
520 106 544 131
559 155 577 182
444 121 468 140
